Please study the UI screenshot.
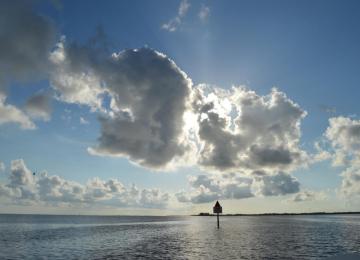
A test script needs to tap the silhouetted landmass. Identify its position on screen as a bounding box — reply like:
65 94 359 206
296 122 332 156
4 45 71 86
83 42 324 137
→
194 211 360 216
199 212 210 216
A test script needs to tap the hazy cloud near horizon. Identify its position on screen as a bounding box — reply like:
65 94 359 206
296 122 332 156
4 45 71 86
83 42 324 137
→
0 158 311 209
286 190 327 203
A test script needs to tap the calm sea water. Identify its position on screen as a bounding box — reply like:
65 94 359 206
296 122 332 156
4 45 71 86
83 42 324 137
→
0 214 359 259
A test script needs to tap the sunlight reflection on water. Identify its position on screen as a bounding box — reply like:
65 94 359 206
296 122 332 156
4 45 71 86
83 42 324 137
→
0 214 359 259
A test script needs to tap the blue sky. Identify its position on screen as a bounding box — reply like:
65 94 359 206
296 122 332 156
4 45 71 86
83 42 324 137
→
1 0 360 214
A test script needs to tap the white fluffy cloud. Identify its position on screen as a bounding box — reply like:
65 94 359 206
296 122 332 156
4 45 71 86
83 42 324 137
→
339 166 360 199
325 116 360 166
139 189 170 208
324 117 360 198
49 39 105 111
193 86 307 173
0 94 35 129
0 159 170 208
7 159 37 202
176 170 301 204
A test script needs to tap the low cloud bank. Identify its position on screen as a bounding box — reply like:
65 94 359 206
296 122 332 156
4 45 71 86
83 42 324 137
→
0 159 170 209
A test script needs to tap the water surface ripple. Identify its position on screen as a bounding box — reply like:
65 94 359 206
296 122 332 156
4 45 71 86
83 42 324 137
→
0 214 359 259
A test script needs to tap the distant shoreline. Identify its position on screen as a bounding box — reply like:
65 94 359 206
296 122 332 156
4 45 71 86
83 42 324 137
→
194 211 360 216
0 212 359 217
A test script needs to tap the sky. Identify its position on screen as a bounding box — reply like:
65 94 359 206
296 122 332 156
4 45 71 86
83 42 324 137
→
1 0 360 215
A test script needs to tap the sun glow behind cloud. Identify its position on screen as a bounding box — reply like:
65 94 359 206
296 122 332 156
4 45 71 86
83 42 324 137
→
0 0 360 214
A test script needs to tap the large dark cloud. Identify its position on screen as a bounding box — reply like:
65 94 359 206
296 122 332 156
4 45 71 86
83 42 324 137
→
92 49 192 168
51 42 193 169
0 0 56 91
0 0 55 129
249 145 296 166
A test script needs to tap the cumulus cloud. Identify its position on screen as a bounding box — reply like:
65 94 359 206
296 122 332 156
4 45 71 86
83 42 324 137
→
92 49 193 168
254 171 300 196
0 0 55 91
176 170 302 204
0 94 35 129
198 5 210 23
139 189 170 208
0 1 310 198
50 39 194 169
9 159 34 187
49 39 105 111
47 25 311 178
37 174 85 204
310 140 332 164
287 190 327 203
7 159 37 201
194 86 307 173
324 117 360 199
325 116 360 166
25 93 52 121
176 173 254 204
0 1 326 206
162 0 190 32
338 166 360 199
0 159 170 208
49 40 309 202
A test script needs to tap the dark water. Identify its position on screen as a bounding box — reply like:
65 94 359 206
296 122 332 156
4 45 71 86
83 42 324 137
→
0 214 359 259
